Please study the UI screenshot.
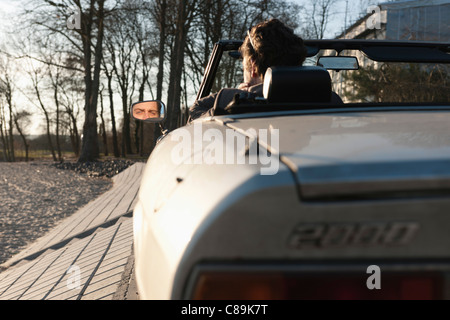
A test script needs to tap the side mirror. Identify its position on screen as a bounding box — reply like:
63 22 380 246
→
131 100 166 123
317 56 359 71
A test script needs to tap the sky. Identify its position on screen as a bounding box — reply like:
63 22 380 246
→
0 0 375 38
0 1 16 40
292 0 380 38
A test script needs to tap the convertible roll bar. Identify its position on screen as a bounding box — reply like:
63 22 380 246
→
305 39 450 63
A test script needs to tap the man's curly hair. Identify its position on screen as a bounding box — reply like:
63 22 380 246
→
240 18 307 79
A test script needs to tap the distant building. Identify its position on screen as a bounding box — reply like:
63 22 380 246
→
339 0 450 41
331 0 449 102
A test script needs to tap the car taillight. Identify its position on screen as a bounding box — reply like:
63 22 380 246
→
191 272 443 300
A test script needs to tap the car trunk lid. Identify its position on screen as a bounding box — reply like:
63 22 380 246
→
224 108 450 200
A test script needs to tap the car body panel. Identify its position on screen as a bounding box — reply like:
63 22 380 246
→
134 109 450 299
132 39 450 300
134 118 294 299
224 108 450 199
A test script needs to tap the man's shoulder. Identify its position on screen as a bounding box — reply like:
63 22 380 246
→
214 85 263 111
188 84 264 121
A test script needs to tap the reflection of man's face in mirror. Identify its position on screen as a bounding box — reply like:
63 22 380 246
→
133 101 160 119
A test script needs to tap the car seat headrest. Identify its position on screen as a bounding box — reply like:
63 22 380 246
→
263 66 332 103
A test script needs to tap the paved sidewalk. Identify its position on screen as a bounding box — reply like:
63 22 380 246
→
0 163 145 300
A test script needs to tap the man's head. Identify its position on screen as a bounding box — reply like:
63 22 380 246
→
133 101 160 120
240 19 307 82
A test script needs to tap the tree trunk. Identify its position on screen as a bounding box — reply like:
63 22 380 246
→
3 76 15 162
156 0 166 102
121 92 132 156
0 110 9 161
78 0 105 162
99 90 108 156
152 0 167 152
67 110 80 156
31 71 57 161
166 0 190 131
52 72 62 161
14 115 29 162
44 111 57 161
7 105 15 162
106 71 120 157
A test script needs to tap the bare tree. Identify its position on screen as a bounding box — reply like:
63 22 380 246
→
24 0 110 162
103 6 140 156
152 0 169 102
0 101 9 161
0 72 15 162
56 57 84 157
130 4 158 155
26 62 58 161
14 111 31 161
301 0 338 39
166 0 200 131
4 0 307 162
48 63 64 161
101 56 120 157
60 98 82 157
148 0 173 151
98 86 108 156
77 0 107 162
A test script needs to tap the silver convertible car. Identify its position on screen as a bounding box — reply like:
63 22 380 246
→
131 39 450 300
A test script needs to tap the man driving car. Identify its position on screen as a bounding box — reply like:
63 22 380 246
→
188 18 309 121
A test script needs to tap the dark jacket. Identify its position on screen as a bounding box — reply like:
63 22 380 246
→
188 83 343 122
188 84 264 121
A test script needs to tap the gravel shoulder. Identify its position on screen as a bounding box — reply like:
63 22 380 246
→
0 160 137 265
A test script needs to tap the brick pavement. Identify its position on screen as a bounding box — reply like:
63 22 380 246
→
0 163 145 300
